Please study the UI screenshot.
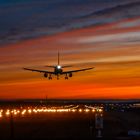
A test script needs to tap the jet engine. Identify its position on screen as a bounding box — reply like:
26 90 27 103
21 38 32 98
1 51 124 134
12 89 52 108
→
69 73 72 77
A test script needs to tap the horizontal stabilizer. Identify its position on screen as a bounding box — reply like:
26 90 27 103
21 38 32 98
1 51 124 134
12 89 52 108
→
45 65 55 68
61 65 72 68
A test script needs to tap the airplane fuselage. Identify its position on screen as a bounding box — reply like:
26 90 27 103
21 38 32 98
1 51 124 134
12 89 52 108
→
54 65 63 75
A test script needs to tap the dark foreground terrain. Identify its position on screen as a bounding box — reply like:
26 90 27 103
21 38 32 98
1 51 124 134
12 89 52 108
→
0 110 140 140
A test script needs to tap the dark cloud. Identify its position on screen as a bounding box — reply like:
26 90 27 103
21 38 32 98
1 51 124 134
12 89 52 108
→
0 0 140 44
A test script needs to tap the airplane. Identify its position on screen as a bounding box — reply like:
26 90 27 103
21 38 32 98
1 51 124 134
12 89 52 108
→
23 52 94 80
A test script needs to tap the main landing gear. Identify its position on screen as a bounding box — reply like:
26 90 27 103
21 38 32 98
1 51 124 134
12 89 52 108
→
48 77 52 80
65 74 68 80
48 74 52 80
65 77 68 79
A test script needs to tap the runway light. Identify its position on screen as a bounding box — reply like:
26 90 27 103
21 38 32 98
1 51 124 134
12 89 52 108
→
33 109 37 113
6 110 10 116
14 112 17 115
99 109 103 112
57 109 64 112
85 109 90 112
43 109 48 112
0 105 104 119
28 109 32 114
21 109 26 115
13 109 17 113
71 109 76 112
17 110 20 114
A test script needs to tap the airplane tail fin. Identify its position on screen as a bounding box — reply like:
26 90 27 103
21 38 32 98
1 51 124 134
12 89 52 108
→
57 52 72 68
58 52 60 65
45 52 60 68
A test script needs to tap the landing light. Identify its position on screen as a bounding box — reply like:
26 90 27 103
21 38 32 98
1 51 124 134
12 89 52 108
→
57 65 61 69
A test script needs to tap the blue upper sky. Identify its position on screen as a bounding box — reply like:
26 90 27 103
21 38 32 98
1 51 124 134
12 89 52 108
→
0 0 140 44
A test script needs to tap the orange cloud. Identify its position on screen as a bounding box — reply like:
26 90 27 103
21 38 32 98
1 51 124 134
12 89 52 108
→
0 17 140 99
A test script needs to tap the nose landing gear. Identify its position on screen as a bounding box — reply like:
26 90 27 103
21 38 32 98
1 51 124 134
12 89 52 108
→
57 75 59 80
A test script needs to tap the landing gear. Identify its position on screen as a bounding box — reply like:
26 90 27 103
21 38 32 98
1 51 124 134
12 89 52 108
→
57 75 59 80
65 77 68 80
48 77 52 80
48 74 52 80
65 74 68 80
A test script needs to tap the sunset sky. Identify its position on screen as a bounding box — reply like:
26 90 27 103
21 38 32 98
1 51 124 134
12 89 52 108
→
0 0 140 99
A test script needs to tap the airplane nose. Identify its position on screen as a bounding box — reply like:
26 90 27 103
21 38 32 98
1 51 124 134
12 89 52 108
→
57 65 61 69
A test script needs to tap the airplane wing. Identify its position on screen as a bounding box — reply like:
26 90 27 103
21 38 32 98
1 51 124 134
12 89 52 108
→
23 68 54 74
62 67 94 74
